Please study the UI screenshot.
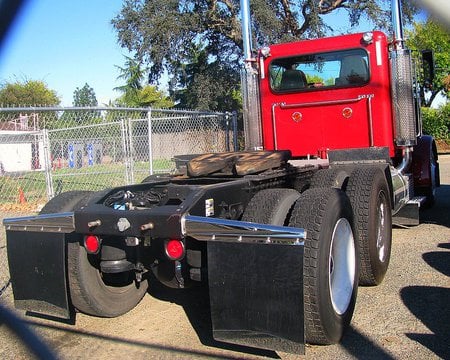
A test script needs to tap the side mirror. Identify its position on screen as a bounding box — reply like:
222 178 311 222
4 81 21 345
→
422 50 435 88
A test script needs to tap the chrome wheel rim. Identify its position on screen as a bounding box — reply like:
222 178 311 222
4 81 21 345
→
329 218 356 315
376 193 388 262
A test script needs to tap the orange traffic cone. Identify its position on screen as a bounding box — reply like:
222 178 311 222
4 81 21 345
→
18 187 27 204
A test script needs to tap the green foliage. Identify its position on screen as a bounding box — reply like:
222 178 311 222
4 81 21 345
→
421 103 450 141
0 79 60 106
113 55 172 108
114 56 146 100
136 86 174 108
73 83 98 107
0 80 60 128
115 85 174 108
406 19 450 105
112 0 418 112
172 47 240 111
68 83 101 125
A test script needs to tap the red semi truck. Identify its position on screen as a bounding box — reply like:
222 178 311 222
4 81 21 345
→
3 0 440 355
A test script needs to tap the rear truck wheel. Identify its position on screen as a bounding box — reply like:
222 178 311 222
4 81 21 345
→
289 188 358 345
40 191 148 317
242 188 301 225
67 242 148 317
346 167 392 286
310 168 349 190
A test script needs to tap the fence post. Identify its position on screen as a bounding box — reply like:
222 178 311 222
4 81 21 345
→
127 118 135 184
42 129 54 199
120 118 132 185
225 113 230 152
232 111 238 151
147 108 153 175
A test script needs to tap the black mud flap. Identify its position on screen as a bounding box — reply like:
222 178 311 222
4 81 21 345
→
6 231 73 319
207 241 305 355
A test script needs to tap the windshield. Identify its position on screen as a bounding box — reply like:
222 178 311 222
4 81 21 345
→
269 48 369 92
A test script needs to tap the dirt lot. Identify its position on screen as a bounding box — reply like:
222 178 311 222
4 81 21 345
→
1 156 449 360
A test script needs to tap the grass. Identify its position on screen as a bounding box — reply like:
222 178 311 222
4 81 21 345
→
0 159 174 204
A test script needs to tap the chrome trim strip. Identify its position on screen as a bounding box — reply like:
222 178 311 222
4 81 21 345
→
367 95 374 146
271 103 280 150
3 212 75 233
376 40 383 66
182 214 305 245
279 97 362 109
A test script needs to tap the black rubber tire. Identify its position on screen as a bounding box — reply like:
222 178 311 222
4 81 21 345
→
242 188 301 225
289 188 358 345
40 191 148 317
310 168 349 190
67 242 148 317
346 167 392 286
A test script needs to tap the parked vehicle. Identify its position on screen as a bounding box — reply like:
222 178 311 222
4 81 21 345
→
3 0 439 355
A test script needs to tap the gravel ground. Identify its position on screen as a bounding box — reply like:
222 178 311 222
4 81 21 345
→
1 155 449 360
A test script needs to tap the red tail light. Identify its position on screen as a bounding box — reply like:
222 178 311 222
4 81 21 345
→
165 239 185 260
84 235 101 254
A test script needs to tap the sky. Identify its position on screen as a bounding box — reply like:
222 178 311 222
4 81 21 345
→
0 1 429 107
0 0 129 106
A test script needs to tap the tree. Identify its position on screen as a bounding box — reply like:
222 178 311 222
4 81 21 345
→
112 0 418 111
171 46 241 111
115 85 174 108
112 0 418 81
113 55 173 108
406 18 450 106
0 79 60 128
73 83 98 107
0 79 60 106
114 55 146 104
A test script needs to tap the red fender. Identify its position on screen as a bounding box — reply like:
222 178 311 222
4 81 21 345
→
411 135 440 190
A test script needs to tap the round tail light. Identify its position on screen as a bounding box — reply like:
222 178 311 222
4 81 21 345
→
165 239 185 260
84 235 101 254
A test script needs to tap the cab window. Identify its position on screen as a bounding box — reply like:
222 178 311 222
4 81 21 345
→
270 48 369 92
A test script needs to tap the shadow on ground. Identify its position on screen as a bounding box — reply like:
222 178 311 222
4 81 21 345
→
420 184 450 228
400 180 450 359
401 285 450 359
334 325 395 360
146 276 280 358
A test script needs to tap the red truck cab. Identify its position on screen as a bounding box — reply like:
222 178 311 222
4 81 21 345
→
259 31 396 158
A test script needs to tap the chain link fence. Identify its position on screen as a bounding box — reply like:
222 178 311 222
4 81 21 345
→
0 106 237 299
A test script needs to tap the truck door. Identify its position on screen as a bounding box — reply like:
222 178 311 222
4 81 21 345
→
268 48 373 157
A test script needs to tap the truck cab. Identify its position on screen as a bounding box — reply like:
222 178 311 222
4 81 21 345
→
259 31 395 158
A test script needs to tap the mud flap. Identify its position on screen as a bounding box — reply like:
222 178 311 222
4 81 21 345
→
6 231 73 319
207 241 304 354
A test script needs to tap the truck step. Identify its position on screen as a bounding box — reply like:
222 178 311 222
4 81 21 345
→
392 196 427 227
407 196 427 206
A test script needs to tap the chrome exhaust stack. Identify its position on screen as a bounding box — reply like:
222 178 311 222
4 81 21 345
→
240 0 263 150
390 0 417 174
